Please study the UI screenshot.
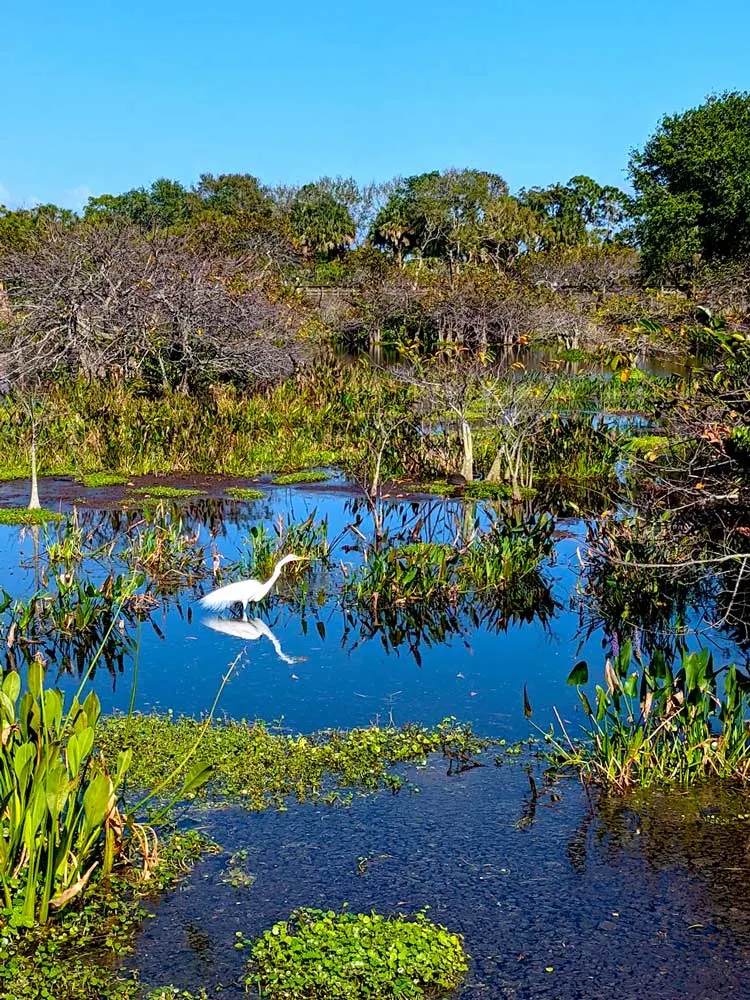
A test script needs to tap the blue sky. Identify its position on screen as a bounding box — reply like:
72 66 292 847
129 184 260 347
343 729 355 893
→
3 0 750 211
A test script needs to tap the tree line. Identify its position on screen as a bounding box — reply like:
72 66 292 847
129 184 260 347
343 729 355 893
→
0 90 749 393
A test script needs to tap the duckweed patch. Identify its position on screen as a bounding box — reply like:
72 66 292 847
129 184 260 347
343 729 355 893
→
130 486 204 499
225 487 265 500
99 716 492 810
0 830 217 1000
0 507 64 525
78 472 130 488
241 908 469 1000
272 470 330 485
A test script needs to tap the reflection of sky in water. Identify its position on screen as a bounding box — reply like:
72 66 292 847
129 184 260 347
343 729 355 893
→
0 484 742 740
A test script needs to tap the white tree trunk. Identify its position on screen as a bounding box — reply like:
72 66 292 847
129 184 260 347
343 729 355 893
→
460 419 474 482
28 433 40 509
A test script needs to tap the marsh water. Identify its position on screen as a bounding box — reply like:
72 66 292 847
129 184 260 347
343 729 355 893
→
1 475 749 997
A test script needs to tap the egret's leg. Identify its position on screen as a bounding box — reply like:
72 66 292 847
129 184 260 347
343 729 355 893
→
242 602 248 622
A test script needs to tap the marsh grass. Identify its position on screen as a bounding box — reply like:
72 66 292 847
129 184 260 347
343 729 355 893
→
229 511 331 592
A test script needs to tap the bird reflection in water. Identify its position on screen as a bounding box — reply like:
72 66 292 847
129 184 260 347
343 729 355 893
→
201 615 305 665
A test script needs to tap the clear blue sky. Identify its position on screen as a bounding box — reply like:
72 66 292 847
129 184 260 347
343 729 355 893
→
3 0 750 211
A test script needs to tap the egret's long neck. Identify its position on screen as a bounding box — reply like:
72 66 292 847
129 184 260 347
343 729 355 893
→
265 555 292 592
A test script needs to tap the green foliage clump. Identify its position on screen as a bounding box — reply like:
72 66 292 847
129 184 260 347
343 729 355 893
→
130 485 204 499
272 470 330 485
549 643 750 790
0 830 216 1000
627 435 669 458
225 486 265 500
349 512 554 607
0 507 63 525
243 908 469 1000
77 472 129 488
0 662 135 926
98 716 489 810
232 511 330 585
630 91 750 283
464 481 537 501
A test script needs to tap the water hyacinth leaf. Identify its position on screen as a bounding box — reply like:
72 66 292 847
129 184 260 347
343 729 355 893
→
567 660 588 685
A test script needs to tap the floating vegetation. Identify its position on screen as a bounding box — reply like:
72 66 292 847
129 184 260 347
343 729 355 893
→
272 470 330 485
225 486 265 500
465 481 537 501
77 472 130 488
544 643 750 790
0 507 64 525
241 909 469 999
130 485 204 499
99 716 491 810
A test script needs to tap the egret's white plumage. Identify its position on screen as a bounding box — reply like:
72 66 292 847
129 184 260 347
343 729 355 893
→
198 554 302 619
202 615 304 665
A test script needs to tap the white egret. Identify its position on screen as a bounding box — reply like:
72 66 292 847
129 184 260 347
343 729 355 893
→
198 553 304 620
202 615 304 665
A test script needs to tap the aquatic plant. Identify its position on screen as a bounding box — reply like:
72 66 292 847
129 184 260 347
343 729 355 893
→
225 486 265 500
242 908 469 999
544 643 750 790
98 716 491 810
229 511 331 590
77 472 130 488
0 829 216 1000
0 507 63 525
347 511 555 609
272 470 330 485
0 660 140 926
121 509 206 593
130 485 204 499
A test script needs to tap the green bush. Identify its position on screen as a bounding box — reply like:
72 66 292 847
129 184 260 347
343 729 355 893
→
243 909 469 999
225 486 264 500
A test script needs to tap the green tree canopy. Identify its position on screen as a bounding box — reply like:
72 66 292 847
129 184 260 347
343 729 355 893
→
288 183 355 258
629 91 750 284
83 178 192 228
519 175 631 249
369 169 510 264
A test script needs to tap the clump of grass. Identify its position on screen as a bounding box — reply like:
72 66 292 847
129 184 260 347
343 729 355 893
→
230 511 331 588
77 472 130 488
130 485 204 499
415 480 455 497
241 909 469 1000
627 434 669 459
122 509 206 592
348 512 555 608
98 716 490 810
0 507 63 525
465 481 537 501
226 487 265 500
542 643 750 790
272 470 330 485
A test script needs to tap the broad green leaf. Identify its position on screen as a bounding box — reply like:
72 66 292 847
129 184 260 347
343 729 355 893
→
567 660 588 686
